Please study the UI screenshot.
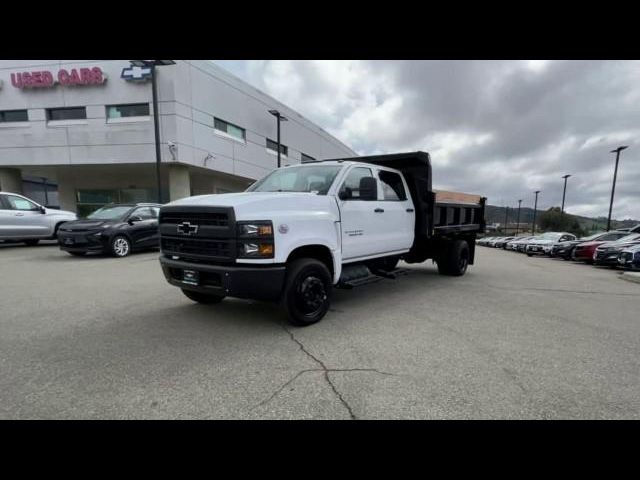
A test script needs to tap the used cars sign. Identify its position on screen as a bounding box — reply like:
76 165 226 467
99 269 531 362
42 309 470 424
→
10 67 106 89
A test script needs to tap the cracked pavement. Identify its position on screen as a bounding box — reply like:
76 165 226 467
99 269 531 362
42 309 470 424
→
1 242 639 419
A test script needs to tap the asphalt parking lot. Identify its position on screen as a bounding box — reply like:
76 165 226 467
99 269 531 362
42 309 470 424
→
1 242 639 419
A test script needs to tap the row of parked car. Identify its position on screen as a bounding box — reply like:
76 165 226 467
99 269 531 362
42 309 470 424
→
0 191 160 257
478 225 640 270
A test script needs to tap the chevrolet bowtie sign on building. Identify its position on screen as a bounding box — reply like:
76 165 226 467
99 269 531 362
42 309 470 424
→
121 66 152 82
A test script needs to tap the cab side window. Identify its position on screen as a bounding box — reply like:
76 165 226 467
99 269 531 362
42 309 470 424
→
5 195 39 211
340 167 374 199
378 170 407 201
132 207 155 220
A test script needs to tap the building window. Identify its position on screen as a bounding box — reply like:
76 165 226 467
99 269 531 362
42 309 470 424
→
0 109 29 123
106 103 150 120
301 153 316 163
214 118 246 142
47 107 87 122
75 188 155 217
266 138 288 156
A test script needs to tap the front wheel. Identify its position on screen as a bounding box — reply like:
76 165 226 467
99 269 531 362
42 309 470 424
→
110 235 131 257
181 289 225 304
282 258 332 326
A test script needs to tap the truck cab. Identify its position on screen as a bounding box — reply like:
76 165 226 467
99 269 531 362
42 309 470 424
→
159 152 485 326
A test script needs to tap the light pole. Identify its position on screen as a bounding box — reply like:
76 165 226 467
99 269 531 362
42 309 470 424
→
504 206 509 235
606 146 628 231
532 190 540 235
515 199 522 236
268 109 288 168
129 60 175 203
561 174 571 213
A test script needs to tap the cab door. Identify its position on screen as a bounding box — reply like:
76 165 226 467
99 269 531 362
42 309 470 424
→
375 168 415 252
1 194 49 238
338 166 388 261
127 207 158 248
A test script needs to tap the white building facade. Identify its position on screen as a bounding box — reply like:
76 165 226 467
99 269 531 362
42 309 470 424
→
0 60 356 215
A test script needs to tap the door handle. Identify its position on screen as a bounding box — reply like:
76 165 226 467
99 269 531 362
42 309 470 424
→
406 208 414 213
374 208 384 213
15 213 25 217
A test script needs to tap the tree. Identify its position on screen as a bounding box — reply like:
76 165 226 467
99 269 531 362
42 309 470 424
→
538 207 585 236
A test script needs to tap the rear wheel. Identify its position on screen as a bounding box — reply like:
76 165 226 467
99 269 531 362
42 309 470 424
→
181 289 225 304
24 239 39 246
282 258 332 326
437 239 469 276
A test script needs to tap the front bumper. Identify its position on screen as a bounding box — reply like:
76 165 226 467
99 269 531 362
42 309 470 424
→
526 245 546 255
57 230 108 252
618 252 640 269
159 256 286 301
594 251 621 266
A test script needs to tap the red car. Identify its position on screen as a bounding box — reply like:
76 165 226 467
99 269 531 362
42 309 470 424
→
572 232 634 263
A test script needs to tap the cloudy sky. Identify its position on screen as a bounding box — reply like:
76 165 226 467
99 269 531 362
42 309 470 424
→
214 60 639 220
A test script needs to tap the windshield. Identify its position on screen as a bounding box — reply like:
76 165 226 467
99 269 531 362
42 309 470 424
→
86 206 132 220
613 233 640 244
580 232 604 241
247 165 342 194
539 232 563 240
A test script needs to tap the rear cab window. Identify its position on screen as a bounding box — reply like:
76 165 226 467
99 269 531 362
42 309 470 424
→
378 169 407 201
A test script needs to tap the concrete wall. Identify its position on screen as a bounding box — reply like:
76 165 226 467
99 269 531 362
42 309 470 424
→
0 60 356 184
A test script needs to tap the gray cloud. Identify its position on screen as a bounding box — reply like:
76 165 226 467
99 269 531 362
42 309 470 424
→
214 60 640 220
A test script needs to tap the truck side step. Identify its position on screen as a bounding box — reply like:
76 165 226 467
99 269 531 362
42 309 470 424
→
337 265 410 289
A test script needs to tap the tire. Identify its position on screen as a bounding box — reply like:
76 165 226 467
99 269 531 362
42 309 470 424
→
24 239 39 246
110 235 131 257
67 251 86 257
437 239 469 277
282 258 332 327
181 289 225 304
526 253 533 257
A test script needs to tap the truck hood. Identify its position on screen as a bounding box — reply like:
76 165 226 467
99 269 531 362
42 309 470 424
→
164 192 337 219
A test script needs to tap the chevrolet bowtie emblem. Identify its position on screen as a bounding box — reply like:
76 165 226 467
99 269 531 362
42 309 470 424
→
177 222 198 235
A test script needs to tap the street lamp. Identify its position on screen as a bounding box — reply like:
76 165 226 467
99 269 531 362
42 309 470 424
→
268 109 288 168
561 174 571 213
129 60 175 203
503 206 509 234
606 146 628 231
532 190 540 235
515 199 522 236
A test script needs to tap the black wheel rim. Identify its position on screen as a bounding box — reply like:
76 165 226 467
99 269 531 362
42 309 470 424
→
295 275 327 316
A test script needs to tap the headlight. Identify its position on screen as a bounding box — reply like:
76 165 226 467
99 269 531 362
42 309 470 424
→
237 221 274 258
238 221 273 237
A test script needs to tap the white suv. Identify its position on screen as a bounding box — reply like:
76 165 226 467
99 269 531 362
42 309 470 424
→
0 192 77 245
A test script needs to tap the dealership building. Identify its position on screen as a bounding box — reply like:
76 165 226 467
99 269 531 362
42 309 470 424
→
0 60 356 215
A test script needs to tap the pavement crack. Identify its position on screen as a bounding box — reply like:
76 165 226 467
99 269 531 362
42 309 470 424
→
254 323 398 419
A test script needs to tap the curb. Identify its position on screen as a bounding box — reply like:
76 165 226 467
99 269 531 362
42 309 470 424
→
619 272 640 284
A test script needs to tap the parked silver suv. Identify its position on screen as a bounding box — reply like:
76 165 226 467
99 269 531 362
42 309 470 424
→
0 192 77 245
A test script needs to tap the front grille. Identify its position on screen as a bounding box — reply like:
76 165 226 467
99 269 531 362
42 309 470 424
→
159 206 236 261
162 236 232 259
159 212 228 227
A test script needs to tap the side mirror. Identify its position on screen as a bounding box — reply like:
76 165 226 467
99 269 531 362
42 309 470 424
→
39 206 46 214
128 215 143 224
359 177 378 201
338 187 352 201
